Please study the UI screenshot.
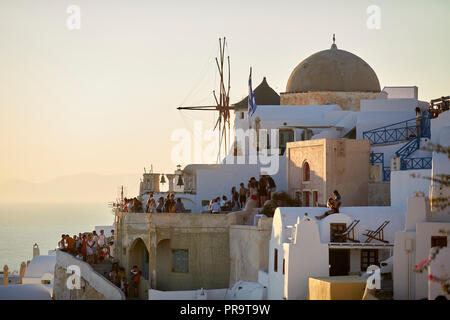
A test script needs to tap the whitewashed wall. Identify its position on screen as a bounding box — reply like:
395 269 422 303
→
415 222 450 300
428 247 450 300
390 170 431 208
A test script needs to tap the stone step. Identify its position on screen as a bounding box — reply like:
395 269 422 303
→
91 263 112 275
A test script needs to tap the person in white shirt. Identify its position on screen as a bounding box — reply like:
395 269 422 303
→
220 196 227 207
98 230 106 247
211 199 221 214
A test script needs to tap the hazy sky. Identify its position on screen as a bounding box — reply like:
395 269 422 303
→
0 0 449 183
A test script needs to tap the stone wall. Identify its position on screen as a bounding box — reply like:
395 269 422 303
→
113 203 264 295
229 218 272 287
116 212 237 294
280 91 380 111
368 182 390 206
287 139 370 207
53 250 125 300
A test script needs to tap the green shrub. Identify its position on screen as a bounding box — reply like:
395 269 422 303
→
260 192 301 217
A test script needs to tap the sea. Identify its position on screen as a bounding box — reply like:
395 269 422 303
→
0 202 114 273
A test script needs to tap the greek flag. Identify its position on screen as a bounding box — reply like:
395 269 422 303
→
248 67 257 116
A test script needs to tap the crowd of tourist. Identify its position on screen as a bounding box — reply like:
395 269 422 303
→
428 96 449 119
123 193 186 213
207 174 277 213
57 229 141 298
101 262 141 298
120 174 347 220
58 230 114 264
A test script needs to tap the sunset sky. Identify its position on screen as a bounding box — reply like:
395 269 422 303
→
0 0 449 184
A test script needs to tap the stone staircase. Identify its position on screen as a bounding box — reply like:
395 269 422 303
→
91 261 113 277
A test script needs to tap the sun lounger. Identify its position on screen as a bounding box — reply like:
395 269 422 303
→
363 221 390 243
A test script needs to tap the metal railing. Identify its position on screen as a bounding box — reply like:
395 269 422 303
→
401 157 432 170
366 111 433 177
383 167 391 182
363 118 418 145
369 152 390 182
395 137 420 158
370 152 384 165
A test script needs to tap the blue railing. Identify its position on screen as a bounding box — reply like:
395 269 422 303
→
370 152 384 165
395 137 420 158
370 152 390 182
363 118 418 145
383 167 391 182
366 110 432 175
401 157 432 170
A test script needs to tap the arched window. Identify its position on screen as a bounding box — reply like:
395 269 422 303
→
303 162 310 181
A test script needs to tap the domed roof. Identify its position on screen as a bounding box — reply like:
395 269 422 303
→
286 43 381 93
234 77 280 109
24 255 56 278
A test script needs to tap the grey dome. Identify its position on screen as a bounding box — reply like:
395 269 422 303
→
286 44 381 93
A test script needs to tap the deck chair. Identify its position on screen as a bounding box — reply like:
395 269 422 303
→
335 219 360 243
363 221 390 243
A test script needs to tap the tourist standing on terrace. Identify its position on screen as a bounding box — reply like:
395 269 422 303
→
133 198 143 213
239 183 248 208
147 198 156 213
208 199 214 213
267 175 276 200
81 235 87 261
58 235 66 251
168 194 177 213
249 178 259 203
258 175 268 207
76 233 82 251
98 230 105 247
163 194 171 212
231 186 240 210
65 234 75 254
92 231 99 263
109 262 120 287
118 267 128 297
98 230 106 261
415 107 422 136
211 198 221 214
175 198 185 213
220 196 228 209
145 193 155 213
126 198 133 212
156 197 164 213
86 234 95 264
130 265 142 298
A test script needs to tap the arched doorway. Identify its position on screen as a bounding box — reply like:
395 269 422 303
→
128 238 149 299
155 239 171 290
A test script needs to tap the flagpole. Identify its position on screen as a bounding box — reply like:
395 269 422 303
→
248 67 252 131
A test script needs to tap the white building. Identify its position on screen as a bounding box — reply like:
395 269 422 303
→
135 41 439 214
22 254 56 296
261 207 403 300
130 40 448 300
393 111 450 300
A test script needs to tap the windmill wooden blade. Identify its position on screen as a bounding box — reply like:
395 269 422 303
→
213 115 221 130
176 37 232 162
